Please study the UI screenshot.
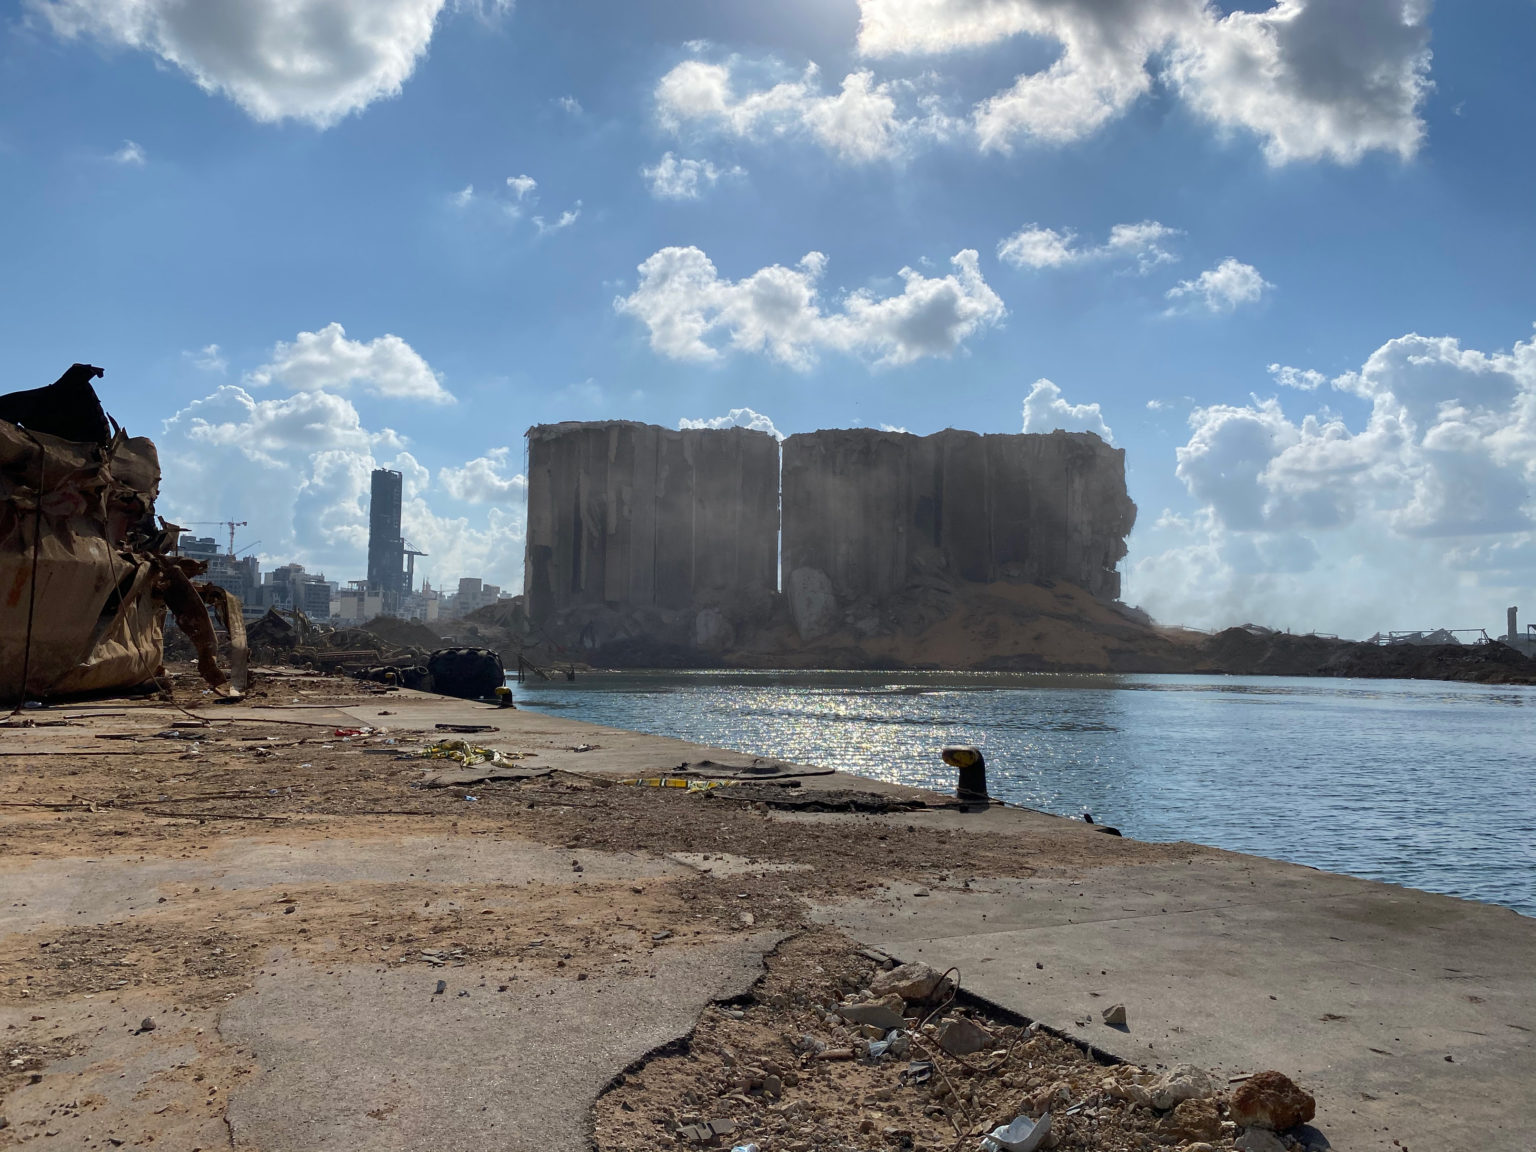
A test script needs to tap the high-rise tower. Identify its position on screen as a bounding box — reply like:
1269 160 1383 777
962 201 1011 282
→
367 468 404 613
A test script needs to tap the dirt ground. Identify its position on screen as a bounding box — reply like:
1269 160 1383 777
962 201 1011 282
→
0 665 1269 1151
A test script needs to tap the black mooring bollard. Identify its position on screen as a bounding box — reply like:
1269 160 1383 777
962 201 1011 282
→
941 745 988 806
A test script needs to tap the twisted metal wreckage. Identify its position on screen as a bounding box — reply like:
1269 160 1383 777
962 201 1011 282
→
0 364 247 702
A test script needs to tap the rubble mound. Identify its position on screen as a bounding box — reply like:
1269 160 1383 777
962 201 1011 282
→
1196 628 1354 676
462 599 527 632
359 615 443 649
1320 640 1536 684
1192 629 1536 685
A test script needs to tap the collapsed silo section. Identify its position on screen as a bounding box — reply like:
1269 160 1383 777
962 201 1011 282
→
780 427 1135 640
981 430 1136 601
522 421 779 657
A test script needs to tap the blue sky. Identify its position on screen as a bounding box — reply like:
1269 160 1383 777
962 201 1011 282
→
3 0 1535 638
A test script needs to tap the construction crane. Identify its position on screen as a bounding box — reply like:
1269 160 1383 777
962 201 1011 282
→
403 541 428 595
183 519 249 556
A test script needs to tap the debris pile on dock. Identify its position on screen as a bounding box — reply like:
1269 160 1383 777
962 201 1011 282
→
594 934 1326 1152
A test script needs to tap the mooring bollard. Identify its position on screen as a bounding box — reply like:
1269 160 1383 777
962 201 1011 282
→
941 745 988 807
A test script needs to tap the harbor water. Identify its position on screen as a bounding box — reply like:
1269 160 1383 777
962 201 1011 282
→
515 671 1536 916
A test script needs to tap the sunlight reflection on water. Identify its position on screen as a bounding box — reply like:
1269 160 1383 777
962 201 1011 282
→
516 671 1536 916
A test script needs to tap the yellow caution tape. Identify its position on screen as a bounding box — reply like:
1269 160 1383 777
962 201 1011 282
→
618 776 731 793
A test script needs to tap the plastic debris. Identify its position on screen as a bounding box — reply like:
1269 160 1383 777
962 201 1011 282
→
866 1029 910 1060
980 1112 1050 1152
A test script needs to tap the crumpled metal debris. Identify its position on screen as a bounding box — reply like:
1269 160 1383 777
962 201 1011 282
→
0 364 246 701
408 739 510 766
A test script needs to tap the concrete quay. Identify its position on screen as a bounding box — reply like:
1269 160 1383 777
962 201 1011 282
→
824 829 1535 1151
0 683 1530 1150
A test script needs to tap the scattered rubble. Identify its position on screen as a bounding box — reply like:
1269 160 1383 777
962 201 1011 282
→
246 610 507 699
593 932 1289 1152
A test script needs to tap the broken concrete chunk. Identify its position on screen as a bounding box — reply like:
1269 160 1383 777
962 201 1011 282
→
1101 1003 1127 1025
868 961 953 1004
837 1002 907 1032
934 1016 994 1057
677 1119 736 1144
1235 1128 1288 1152
1230 1070 1317 1130
1149 1063 1218 1110
1158 1097 1223 1143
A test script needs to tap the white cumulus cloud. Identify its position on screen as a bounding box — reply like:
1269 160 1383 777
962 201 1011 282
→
245 323 453 404
438 446 528 504
998 219 1179 273
1021 379 1113 441
853 0 1431 163
1166 0 1434 165
29 0 481 128
679 408 783 439
655 58 940 163
615 246 1005 369
642 152 744 200
1166 258 1272 314
111 139 145 165
1269 363 1327 391
1127 322 1536 636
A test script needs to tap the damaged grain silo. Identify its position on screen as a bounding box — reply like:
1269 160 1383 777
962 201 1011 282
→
522 422 780 655
521 421 1136 659
780 428 1135 640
